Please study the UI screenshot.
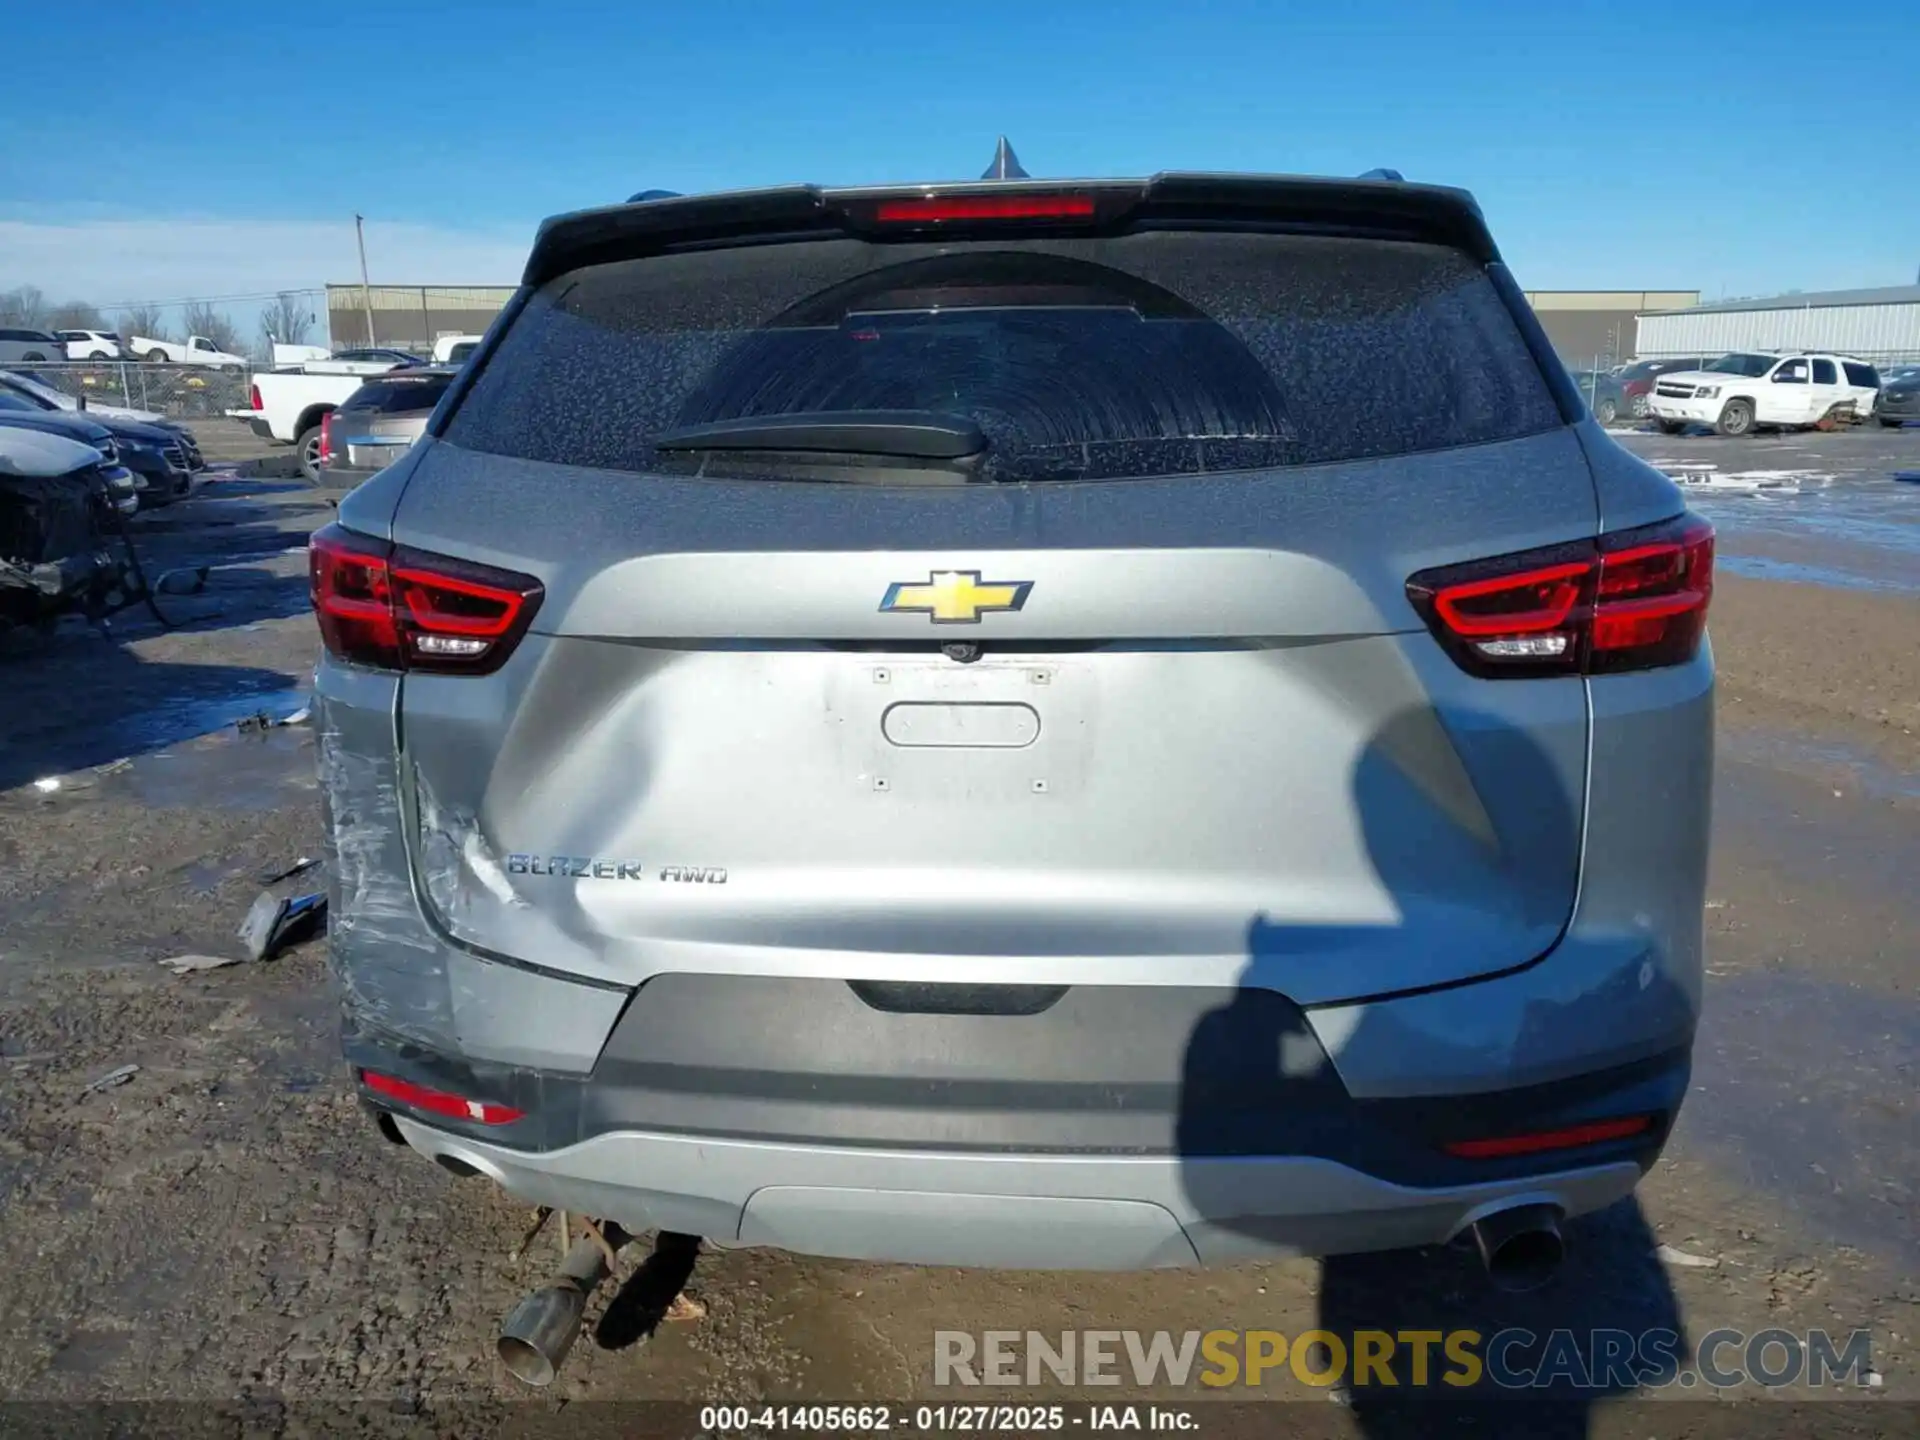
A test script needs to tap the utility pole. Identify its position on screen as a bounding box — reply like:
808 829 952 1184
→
355 213 377 346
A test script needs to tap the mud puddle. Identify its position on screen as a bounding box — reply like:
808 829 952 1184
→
109 722 316 811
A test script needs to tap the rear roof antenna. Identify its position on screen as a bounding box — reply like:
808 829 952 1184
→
982 137 1029 180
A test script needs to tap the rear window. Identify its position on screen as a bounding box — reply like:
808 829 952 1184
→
444 232 1562 483
1842 361 1879 387
342 375 456 414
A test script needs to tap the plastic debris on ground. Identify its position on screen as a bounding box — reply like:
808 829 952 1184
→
154 565 210 596
81 1063 139 1095
31 776 60 793
258 856 320 885
1654 1243 1721 1269
236 700 312 734
158 953 244 976
237 888 328 962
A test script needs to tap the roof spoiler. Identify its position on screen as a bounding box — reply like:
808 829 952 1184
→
526 172 1499 287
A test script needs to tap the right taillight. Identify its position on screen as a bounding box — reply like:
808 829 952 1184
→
309 523 542 675
249 383 263 411
1407 513 1713 678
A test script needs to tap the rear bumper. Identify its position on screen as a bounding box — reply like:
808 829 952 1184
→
246 415 276 441
353 985 1689 1268
389 1110 1652 1269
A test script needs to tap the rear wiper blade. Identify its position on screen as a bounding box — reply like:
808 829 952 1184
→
652 410 986 460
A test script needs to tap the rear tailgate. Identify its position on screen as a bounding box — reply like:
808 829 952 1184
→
384 188 1595 1007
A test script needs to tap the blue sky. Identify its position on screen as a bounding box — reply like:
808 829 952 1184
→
1 0 1911 329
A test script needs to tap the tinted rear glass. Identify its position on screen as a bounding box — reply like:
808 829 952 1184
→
342 376 455 413
1842 362 1879 387
445 232 1561 482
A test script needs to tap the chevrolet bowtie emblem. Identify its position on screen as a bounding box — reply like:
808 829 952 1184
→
879 570 1033 624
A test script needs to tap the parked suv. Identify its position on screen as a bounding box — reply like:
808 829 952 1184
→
1647 352 1881 435
55 329 125 362
0 328 64 364
1875 369 1920 428
313 162 1714 1349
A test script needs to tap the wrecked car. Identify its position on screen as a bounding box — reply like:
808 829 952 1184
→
0 428 138 631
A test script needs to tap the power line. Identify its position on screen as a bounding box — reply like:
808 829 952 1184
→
91 287 327 311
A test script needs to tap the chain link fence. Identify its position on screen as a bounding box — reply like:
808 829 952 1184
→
2 361 253 421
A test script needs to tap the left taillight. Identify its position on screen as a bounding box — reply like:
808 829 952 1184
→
309 523 542 675
1407 513 1714 678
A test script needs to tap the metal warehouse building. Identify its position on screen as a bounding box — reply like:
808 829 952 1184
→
328 282 1698 364
326 284 516 350
1636 286 1920 365
1524 290 1700 367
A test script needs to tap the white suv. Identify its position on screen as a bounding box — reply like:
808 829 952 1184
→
1647 351 1881 436
55 329 126 362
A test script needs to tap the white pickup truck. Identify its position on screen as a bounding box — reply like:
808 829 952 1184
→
244 370 380 479
1647 351 1881 436
134 334 249 371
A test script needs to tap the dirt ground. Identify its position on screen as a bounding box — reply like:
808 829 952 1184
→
0 422 1914 1437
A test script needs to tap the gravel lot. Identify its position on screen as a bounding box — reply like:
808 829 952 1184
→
0 421 1913 1436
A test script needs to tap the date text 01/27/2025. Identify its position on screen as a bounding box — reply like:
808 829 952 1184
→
504 855 728 884
699 1405 1200 1432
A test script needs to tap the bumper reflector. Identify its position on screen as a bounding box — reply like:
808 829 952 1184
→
1443 1114 1655 1159
360 1069 524 1126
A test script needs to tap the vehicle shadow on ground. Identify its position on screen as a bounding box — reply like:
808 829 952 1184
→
110 493 323 641
136 561 320 632
1178 706 1690 1437
593 1231 704 1350
0 637 302 792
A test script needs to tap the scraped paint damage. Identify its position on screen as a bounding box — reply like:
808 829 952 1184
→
318 709 458 1049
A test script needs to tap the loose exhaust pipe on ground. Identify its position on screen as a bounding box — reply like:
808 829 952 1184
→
1469 1203 1565 1292
498 1222 631 1387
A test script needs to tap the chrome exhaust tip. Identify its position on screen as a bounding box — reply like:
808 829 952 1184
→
1470 1203 1565 1293
498 1225 628 1386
